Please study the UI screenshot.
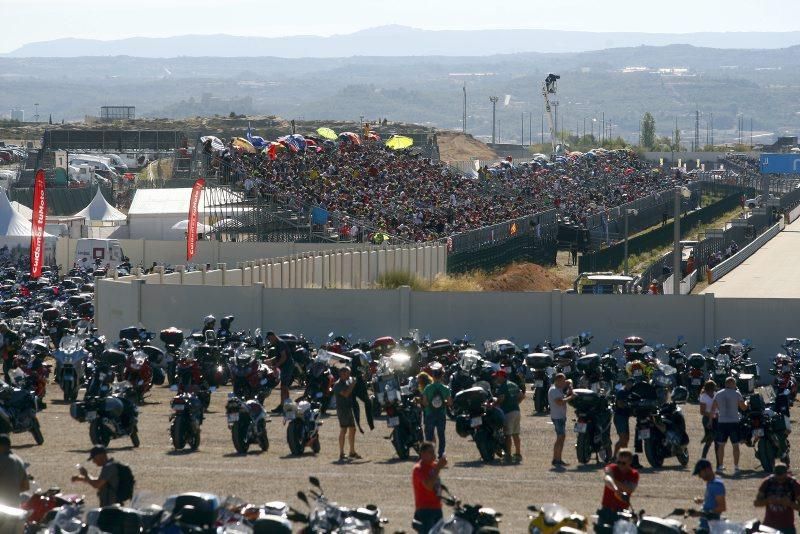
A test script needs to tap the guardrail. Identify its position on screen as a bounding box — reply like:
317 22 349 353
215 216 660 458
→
708 220 784 283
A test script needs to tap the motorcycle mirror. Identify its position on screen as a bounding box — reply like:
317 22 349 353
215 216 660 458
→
296 491 309 506
309 476 321 489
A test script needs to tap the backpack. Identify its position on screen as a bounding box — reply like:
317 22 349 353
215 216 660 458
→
115 462 135 503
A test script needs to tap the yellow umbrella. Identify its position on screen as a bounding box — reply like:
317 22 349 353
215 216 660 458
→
232 137 256 154
316 127 338 141
385 135 413 150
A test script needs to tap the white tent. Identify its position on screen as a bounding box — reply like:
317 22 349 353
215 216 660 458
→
10 201 33 220
0 191 54 237
74 189 127 224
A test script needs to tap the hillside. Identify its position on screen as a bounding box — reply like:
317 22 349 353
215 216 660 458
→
437 133 498 162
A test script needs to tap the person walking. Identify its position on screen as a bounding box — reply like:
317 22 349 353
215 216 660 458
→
421 363 451 459
612 378 634 460
692 459 726 533
71 445 126 507
412 441 446 533
494 369 524 463
754 463 800 533
548 373 574 467
333 366 360 462
712 377 747 475
599 449 639 527
0 434 29 507
699 381 719 464
266 331 293 413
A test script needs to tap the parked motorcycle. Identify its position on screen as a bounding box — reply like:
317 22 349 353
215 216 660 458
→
453 384 505 463
526 352 554 415
294 476 388 533
629 382 689 468
428 484 501 534
383 382 423 460
123 350 153 405
527 503 586 534
740 390 791 472
0 377 44 444
160 327 185 386
53 332 88 402
283 397 321 456
71 381 140 447
170 390 204 451
20 480 84 531
568 388 613 464
226 393 270 454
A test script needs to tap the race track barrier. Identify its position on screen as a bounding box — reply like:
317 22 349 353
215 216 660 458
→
708 220 784 284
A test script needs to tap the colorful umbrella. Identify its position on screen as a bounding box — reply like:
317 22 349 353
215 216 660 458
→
316 127 338 141
385 135 414 150
232 137 256 154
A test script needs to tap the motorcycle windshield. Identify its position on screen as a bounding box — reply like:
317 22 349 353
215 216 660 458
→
430 515 474 534
541 503 571 524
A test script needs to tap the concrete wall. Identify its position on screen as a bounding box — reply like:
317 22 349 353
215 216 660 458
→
95 279 798 371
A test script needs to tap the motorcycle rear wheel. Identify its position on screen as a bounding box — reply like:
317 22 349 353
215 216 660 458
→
676 448 690 467
644 439 665 468
576 432 592 464
171 418 186 450
232 418 250 454
130 425 140 448
311 435 320 454
89 419 110 447
392 426 410 460
257 421 269 452
758 438 777 472
474 428 495 463
188 428 200 451
287 420 305 456
30 418 44 445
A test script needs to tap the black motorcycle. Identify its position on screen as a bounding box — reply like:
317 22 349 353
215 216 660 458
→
0 380 43 444
295 476 388 533
740 391 791 472
169 391 203 451
225 393 270 454
568 388 612 464
426 484 501 533
453 384 505 463
526 352 553 414
630 382 689 468
71 382 140 447
385 385 423 460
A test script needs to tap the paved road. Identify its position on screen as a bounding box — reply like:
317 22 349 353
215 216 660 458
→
13 381 790 532
702 217 800 297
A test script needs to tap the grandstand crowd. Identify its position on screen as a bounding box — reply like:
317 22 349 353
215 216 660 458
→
205 136 689 242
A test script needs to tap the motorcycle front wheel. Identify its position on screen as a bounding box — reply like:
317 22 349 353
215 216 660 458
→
232 418 251 454
257 420 269 452
644 439 665 468
758 438 777 472
474 428 495 463
286 420 305 456
576 432 592 464
30 417 44 445
89 419 110 447
392 426 410 460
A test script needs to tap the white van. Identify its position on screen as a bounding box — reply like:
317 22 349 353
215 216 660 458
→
68 156 119 180
74 239 125 269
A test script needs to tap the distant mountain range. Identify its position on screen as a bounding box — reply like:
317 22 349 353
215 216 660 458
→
6 25 800 58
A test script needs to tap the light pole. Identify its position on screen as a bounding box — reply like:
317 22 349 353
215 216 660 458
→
623 208 638 275
489 96 499 144
672 186 691 294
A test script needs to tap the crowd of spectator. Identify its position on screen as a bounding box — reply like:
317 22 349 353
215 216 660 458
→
204 137 686 243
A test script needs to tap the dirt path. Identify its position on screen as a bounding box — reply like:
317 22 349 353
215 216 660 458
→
437 132 498 162
13 379 787 531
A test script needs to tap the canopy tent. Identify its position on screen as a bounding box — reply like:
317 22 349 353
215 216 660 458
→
73 190 127 225
171 219 213 233
10 201 33 220
0 191 54 238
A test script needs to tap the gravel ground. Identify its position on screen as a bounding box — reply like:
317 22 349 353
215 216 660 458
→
12 383 796 532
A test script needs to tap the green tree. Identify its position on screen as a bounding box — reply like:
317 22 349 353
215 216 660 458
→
641 112 656 149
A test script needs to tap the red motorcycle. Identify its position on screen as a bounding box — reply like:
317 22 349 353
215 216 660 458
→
21 486 84 528
11 353 51 402
123 351 153 404
228 350 278 404
175 354 211 410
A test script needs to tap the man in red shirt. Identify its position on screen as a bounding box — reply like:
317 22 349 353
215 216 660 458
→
599 449 639 527
754 463 800 533
412 441 447 533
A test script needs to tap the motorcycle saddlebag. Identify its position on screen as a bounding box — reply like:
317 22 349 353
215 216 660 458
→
454 386 490 411
100 349 127 368
742 362 759 377
736 373 755 395
159 328 185 347
41 307 60 322
141 345 165 365
772 414 790 433
687 354 706 369
748 393 765 413
118 326 142 341
525 353 553 370
70 401 87 422
568 388 606 412
252 516 292 534
576 354 600 372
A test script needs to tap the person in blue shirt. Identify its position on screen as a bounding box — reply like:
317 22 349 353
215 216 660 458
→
692 459 727 533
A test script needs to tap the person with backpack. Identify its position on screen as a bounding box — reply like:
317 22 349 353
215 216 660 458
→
72 445 135 507
754 463 800 533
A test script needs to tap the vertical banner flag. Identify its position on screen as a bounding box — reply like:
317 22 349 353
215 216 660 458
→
30 169 47 279
187 178 205 261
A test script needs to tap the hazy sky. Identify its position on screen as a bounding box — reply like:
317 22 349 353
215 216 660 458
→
3 0 800 52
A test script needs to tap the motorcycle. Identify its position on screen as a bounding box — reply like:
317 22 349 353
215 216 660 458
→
630 381 689 468
170 390 204 451
568 388 613 464
228 347 277 404
21 481 84 531
527 503 586 534
685 353 709 402
226 393 270 454
382 381 423 460
294 476 388 533
0 377 44 444
740 390 791 472
53 332 88 402
283 396 321 456
428 484 501 534
70 381 140 447
160 327 185 386
453 384 505 463
526 352 554 415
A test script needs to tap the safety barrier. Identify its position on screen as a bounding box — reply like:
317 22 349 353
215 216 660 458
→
708 220 784 283
786 203 800 225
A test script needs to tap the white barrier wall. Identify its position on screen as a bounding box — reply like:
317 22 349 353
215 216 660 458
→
96 279 797 372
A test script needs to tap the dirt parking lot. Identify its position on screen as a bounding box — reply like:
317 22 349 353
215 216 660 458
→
12 383 796 532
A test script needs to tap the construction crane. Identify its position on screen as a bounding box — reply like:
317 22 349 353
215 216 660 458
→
541 73 561 156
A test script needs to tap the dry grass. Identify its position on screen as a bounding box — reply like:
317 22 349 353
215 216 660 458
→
377 264 572 292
